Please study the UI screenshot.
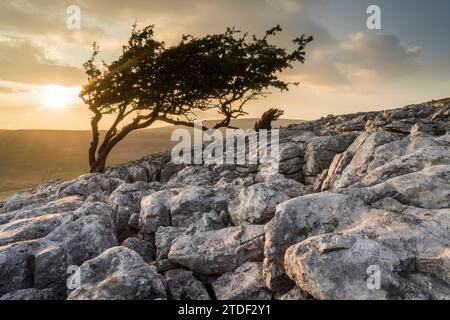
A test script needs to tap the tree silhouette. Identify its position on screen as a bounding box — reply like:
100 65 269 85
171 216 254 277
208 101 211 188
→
254 108 285 131
80 24 313 173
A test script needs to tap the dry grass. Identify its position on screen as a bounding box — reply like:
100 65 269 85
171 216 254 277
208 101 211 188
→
0 119 303 201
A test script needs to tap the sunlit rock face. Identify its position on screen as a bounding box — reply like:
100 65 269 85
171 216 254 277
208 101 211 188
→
0 99 449 300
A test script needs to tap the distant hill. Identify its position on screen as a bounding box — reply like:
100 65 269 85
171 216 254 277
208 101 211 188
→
0 119 303 199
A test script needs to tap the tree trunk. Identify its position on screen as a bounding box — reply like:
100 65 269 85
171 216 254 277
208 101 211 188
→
90 156 108 173
88 112 159 173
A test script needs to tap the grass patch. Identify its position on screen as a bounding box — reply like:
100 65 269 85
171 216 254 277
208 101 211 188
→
0 189 24 201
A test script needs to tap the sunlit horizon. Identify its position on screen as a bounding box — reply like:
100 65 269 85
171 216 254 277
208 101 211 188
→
0 0 449 130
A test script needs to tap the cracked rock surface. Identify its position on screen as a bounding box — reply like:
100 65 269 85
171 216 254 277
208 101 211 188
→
0 98 449 300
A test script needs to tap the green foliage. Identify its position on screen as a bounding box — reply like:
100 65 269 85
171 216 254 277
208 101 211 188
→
80 24 312 172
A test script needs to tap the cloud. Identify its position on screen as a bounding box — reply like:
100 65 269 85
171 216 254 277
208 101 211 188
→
339 32 422 80
0 0 335 46
0 1 106 43
0 0 335 87
292 32 422 91
0 37 86 86
0 1 423 93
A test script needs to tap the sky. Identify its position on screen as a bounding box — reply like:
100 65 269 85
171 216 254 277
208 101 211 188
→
0 0 449 130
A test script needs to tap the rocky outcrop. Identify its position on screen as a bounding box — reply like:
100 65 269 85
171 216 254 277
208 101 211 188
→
213 262 273 300
228 183 290 225
303 132 359 185
0 202 118 297
67 247 166 300
164 269 210 300
0 98 449 300
228 175 311 226
0 288 58 300
168 225 265 275
284 184 450 299
264 192 371 291
109 182 158 240
121 237 155 263
318 132 448 191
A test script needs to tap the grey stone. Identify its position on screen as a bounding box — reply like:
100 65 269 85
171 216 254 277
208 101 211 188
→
168 225 265 275
67 247 166 300
121 237 155 263
213 262 272 300
164 269 210 300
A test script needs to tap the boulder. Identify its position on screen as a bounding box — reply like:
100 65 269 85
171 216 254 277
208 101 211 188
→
0 205 117 296
0 196 83 225
125 164 148 183
164 269 210 300
410 121 448 137
139 189 181 234
168 166 216 186
303 133 359 185
319 131 404 191
284 198 450 299
279 287 309 300
109 182 157 239
168 225 265 275
228 183 290 225
213 262 273 300
0 288 58 300
0 212 73 247
187 210 227 233
264 192 372 292
68 247 166 300
155 226 188 261
277 143 304 179
59 176 103 197
343 165 450 210
121 237 155 263
358 146 450 187
228 176 311 226
169 186 215 227
321 132 448 192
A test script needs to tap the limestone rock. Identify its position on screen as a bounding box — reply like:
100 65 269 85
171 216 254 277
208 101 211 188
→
68 247 166 300
169 186 215 227
155 226 188 261
264 192 372 292
109 182 157 239
0 212 73 247
139 189 181 234
303 133 359 184
213 262 272 300
164 269 210 300
0 212 118 296
168 166 216 186
0 288 58 300
168 225 265 275
0 196 83 225
228 183 290 225
1 98 449 300
284 198 450 299
279 287 309 300
121 237 155 263
320 131 404 191
188 210 227 233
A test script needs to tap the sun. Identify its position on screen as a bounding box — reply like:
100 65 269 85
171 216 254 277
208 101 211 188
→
40 85 78 110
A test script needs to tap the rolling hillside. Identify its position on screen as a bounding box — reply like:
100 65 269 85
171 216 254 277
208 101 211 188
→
0 119 302 200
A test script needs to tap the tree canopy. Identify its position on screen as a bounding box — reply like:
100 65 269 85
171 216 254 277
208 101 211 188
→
80 24 313 173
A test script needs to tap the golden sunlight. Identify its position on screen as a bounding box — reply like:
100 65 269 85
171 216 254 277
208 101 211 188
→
40 85 79 110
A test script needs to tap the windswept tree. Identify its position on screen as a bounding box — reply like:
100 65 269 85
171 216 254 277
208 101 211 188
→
80 24 313 173
254 108 285 131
